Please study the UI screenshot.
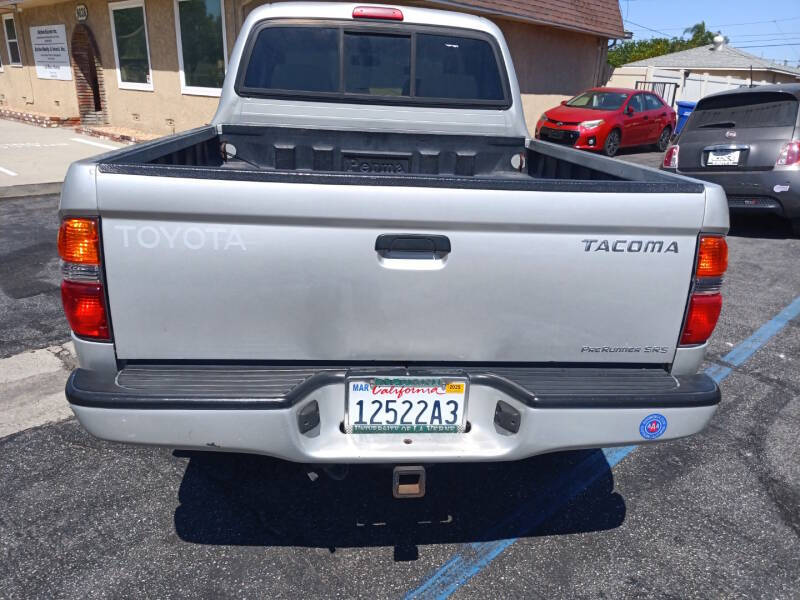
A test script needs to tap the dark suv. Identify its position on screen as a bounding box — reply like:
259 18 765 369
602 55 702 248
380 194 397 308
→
661 84 800 235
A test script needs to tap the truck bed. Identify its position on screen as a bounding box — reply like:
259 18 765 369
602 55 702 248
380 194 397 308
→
98 125 704 195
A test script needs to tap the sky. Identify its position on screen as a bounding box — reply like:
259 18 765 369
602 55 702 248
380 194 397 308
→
619 0 800 66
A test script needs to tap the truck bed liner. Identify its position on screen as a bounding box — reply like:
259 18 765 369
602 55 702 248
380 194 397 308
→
98 125 704 194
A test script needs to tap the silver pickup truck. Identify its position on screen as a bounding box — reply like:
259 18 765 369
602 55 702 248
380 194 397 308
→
59 2 729 495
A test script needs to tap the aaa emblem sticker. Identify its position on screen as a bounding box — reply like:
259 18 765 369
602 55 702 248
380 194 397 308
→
639 414 667 440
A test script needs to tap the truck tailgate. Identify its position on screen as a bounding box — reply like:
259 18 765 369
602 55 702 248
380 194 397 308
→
98 174 703 363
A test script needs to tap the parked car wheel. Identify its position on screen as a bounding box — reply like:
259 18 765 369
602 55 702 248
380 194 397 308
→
656 126 672 152
603 130 621 157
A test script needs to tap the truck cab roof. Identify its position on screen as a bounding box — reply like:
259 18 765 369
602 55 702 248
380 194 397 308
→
212 2 529 138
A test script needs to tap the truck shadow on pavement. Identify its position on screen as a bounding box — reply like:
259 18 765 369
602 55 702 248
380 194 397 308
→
172 449 625 559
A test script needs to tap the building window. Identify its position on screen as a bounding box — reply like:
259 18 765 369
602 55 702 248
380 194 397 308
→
2 14 22 66
108 0 154 91
174 0 226 96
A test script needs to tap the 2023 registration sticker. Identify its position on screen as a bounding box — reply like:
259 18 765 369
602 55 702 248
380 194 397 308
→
346 377 468 433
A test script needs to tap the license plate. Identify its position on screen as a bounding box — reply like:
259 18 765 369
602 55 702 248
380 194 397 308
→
346 377 468 433
548 129 565 139
707 150 740 166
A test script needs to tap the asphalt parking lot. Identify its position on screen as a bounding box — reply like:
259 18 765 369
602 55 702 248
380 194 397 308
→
614 148 665 168
1 190 799 598
0 120 123 193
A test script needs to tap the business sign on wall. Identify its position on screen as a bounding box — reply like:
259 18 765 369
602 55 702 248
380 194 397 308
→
30 24 72 80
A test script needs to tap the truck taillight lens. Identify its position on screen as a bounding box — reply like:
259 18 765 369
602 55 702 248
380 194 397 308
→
776 141 800 167
58 218 100 264
680 234 727 346
681 293 723 345
58 217 111 340
61 281 110 339
696 235 728 278
663 145 679 168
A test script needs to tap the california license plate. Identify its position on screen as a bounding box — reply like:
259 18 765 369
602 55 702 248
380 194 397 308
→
707 150 740 166
345 377 468 433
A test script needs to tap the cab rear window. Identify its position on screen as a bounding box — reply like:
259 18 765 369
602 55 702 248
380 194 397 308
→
344 32 411 96
689 92 799 129
415 34 504 101
238 23 509 108
243 27 340 93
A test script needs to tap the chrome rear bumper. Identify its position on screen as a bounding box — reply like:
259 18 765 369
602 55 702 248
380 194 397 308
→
67 365 720 463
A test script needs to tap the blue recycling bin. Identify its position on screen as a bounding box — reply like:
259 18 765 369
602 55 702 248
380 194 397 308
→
675 101 697 136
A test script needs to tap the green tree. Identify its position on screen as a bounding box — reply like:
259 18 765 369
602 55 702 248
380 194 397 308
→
683 22 712 44
608 22 727 68
683 22 729 45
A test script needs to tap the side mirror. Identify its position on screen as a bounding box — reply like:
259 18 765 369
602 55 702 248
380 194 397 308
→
560 100 567 106
625 105 634 115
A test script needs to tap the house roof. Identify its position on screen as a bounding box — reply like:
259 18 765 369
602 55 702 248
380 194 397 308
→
624 43 800 77
426 0 626 39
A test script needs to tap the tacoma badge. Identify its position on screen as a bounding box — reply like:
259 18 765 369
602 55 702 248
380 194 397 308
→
581 239 679 253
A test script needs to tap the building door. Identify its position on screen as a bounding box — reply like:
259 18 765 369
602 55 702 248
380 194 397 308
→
70 24 108 125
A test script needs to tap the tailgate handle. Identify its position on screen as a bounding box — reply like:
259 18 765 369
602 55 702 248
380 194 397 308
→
375 234 451 259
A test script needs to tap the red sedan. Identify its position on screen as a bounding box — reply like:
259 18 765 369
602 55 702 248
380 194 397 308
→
534 87 677 157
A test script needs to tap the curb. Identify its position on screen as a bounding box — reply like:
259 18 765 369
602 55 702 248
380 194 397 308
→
0 182 62 200
0 109 80 128
1 112 155 145
74 126 155 145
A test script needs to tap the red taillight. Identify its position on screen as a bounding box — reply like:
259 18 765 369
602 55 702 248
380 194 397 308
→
680 234 728 346
776 141 800 167
663 145 679 168
61 280 110 340
352 6 403 20
59 216 111 341
680 293 722 345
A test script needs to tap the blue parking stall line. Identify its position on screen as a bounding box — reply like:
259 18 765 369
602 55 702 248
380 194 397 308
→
705 296 800 384
705 364 732 384
601 445 638 465
407 448 634 600
718 296 800 368
405 295 800 600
